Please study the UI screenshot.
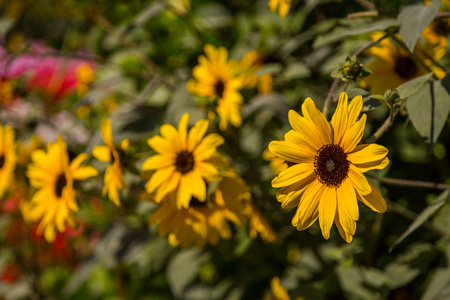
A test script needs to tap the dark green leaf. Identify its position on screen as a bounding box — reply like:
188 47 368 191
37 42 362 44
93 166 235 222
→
397 73 433 99
398 0 441 51
406 75 450 144
390 190 450 251
421 268 450 300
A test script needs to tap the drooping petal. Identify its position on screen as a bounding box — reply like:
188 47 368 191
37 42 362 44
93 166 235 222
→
335 208 354 243
357 182 387 213
92 145 111 162
271 163 315 188
319 186 337 240
339 180 359 221
347 164 372 195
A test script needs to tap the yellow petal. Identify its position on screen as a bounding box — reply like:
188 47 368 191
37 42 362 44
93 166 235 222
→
194 133 224 161
348 143 389 165
288 110 324 150
331 92 349 145
335 209 354 243
101 118 114 148
145 166 176 193
319 186 337 240
73 166 98 180
341 114 366 153
301 98 332 145
348 164 372 195
339 180 359 221
268 140 315 164
187 119 209 152
271 163 315 188
178 113 189 149
294 180 323 230
348 95 363 125
93 145 111 162
142 154 175 170
357 182 387 213
354 157 390 173
176 175 193 209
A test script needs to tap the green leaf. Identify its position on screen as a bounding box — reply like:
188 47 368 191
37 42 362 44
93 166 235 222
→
313 18 399 49
398 0 441 51
406 75 450 144
397 73 433 99
167 248 210 298
421 268 450 300
390 190 450 251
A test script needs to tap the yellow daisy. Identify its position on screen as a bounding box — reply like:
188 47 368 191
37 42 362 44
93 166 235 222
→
0 124 17 197
269 92 389 243
246 202 277 244
186 44 246 131
92 118 129 206
149 169 248 248
363 32 445 94
26 136 98 242
142 113 224 209
269 0 291 18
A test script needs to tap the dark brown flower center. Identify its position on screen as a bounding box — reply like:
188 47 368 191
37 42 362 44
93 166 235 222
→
434 20 450 37
314 144 349 188
394 56 418 79
189 196 208 208
55 174 67 198
214 80 225 98
175 151 195 174
0 155 5 169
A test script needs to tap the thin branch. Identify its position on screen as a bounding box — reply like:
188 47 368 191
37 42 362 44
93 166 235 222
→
322 78 340 118
368 175 450 190
366 103 401 143
347 11 378 19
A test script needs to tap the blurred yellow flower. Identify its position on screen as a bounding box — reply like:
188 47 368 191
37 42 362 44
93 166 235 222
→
246 202 277 244
239 50 262 88
269 92 389 242
264 277 304 300
26 136 98 242
93 118 129 206
0 125 16 197
16 135 44 166
258 74 274 95
362 32 446 94
142 113 224 209
263 147 289 176
76 63 95 97
269 0 291 18
187 45 246 131
149 169 248 248
0 79 15 105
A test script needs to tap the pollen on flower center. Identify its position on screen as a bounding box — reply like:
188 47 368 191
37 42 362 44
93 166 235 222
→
214 80 225 98
0 155 4 168
314 144 349 188
55 174 67 198
175 151 195 174
394 56 418 79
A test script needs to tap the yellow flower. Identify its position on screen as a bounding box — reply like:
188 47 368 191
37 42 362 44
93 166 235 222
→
16 135 44 166
0 125 16 197
239 50 262 88
362 32 445 94
76 63 95 97
258 74 273 95
247 202 277 244
187 45 246 131
149 169 248 248
269 92 389 243
26 136 98 242
269 0 291 18
93 118 129 206
263 147 289 176
264 277 304 300
142 113 224 209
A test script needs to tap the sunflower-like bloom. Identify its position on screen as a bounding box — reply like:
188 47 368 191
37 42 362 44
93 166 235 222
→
26 136 98 242
93 118 129 206
269 92 389 243
0 79 14 106
142 113 224 209
186 45 246 131
362 32 445 94
149 169 248 248
0 124 16 197
269 0 291 18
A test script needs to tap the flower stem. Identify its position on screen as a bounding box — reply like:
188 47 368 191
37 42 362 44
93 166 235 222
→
366 104 400 143
322 78 340 118
369 175 450 190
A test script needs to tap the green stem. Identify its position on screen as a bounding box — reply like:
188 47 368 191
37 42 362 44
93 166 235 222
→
322 78 340 118
366 104 400 143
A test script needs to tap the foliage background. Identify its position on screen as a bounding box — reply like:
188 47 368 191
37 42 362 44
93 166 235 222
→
0 0 450 299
